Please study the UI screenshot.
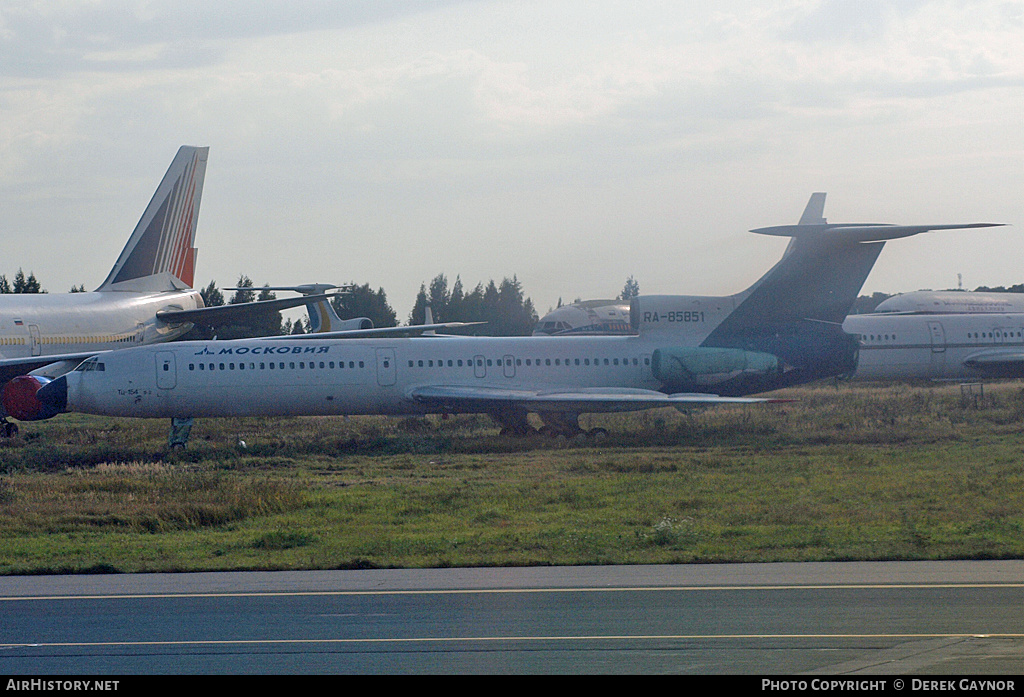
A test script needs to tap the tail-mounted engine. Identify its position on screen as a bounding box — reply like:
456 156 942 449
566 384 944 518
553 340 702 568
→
651 346 782 393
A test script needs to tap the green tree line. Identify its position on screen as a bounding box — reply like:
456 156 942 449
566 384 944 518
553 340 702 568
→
0 269 46 294
408 274 539 337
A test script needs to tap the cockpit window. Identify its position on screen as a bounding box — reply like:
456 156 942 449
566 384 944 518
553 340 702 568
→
75 358 105 372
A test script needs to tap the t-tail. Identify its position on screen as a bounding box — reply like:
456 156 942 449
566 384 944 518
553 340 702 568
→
632 193 1003 394
714 193 1002 334
96 146 209 291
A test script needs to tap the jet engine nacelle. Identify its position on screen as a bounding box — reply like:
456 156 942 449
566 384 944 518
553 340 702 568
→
2 375 62 421
651 346 781 391
337 317 373 331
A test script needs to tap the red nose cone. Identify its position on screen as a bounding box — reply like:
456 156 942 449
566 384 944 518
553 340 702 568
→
2 375 52 421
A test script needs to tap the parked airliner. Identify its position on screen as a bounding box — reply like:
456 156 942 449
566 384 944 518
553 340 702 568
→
846 313 1024 380
0 146 340 436
872 290 1024 315
30 193 1001 441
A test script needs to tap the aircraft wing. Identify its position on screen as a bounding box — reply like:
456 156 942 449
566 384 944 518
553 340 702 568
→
156 293 336 324
409 385 784 414
264 322 486 340
963 350 1024 377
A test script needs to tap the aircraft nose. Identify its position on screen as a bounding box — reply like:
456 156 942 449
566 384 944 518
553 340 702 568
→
37 375 68 414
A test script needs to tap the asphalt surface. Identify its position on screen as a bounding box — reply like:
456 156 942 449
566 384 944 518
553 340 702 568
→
1 561 1023 674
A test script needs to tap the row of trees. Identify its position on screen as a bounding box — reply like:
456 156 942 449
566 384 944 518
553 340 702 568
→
189 274 543 340
0 269 46 294
409 274 538 337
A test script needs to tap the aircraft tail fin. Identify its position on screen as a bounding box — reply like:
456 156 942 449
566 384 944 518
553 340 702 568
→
705 194 1003 339
306 293 347 332
96 146 208 291
798 192 827 225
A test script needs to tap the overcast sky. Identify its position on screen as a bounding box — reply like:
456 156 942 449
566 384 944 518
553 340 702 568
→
3 0 1022 321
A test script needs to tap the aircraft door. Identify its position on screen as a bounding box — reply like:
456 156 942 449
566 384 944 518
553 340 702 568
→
376 348 397 386
503 354 516 378
640 353 654 382
927 321 945 377
927 322 946 351
474 355 486 378
156 351 176 389
28 325 41 357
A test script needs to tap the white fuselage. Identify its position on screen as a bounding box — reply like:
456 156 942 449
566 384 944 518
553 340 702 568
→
0 287 202 361
843 312 1024 380
65 335 661 418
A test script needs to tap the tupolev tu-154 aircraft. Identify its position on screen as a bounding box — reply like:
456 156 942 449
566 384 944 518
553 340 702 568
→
26 193 1002 442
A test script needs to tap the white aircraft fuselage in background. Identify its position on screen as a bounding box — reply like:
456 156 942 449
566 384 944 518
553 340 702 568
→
34 193 1002 436
846 312 1024 380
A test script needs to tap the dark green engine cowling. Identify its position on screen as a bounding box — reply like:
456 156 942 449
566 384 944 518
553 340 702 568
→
651 347 781 392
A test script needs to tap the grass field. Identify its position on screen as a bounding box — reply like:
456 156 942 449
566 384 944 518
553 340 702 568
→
1 380 1022 574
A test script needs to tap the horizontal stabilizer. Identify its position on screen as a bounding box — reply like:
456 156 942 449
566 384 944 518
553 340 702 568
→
751 222 1003 241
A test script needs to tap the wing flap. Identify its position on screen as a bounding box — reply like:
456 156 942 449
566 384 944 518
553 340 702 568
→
410 385 781 413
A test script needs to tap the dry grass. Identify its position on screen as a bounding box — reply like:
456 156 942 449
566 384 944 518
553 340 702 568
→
1 380 1023 573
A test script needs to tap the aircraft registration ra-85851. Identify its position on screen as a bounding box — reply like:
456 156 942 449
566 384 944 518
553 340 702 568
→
0 146 380 437
32 193 1001 441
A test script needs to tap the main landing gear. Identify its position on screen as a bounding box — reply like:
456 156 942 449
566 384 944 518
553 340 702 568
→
168 417 194 450
489 407 608 441
2 419 18 438
538 412 608 441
